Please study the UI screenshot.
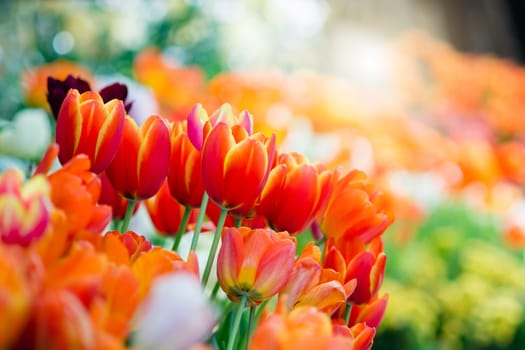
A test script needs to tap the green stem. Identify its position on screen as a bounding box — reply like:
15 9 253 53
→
202 207 228 287
227 295 247 350
172 205 192 251
110 219 121 231
254 299 270 321
344 301 353 325
234 215 242 228
120 199 136 233
244 306 256 350
211 280 221 301
189 192 209 253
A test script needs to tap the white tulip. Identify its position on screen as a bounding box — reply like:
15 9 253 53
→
133 272 216 350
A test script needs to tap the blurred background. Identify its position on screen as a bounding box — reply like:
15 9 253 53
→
2 1 525 349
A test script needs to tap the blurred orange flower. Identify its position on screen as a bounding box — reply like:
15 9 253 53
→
250 300 353 350
22 59 93 109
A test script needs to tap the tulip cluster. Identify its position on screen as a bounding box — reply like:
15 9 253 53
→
0 73 394 350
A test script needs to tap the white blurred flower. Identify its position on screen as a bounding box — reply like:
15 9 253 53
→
0 109 51 160
133 272 216 350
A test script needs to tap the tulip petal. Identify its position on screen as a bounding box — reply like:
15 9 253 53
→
202 123 235 207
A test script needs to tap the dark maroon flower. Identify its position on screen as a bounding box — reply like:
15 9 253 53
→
47 75 91 119
46 75 133 120
99 82 133 114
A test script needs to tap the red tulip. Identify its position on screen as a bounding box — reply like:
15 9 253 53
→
145 181 198 236
217 227 295 306
257 152 333 234
167 121 204 208
106 115 170 200
201 122 276 210
348 293 388 329
55 89 125 173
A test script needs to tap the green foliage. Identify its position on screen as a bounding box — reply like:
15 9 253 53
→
376 201 525 349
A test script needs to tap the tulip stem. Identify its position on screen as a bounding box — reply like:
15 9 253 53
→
189 192 209 253
202 207 228 287
244 306 256 350
234 216 242 228
120 199 136 233
344 301 353 324
211 280 220 301
227 294 247 350
172 205 192 251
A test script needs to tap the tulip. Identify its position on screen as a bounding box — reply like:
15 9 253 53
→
201 122 276 211
319 169 393 243
257 152 333 234
47 75 133 119
55 89 125 173
98 171 139 220
0 169 51 246
47 155 112 235
187 103 253 151
145 181 198 251
105 115 170 200
13 290 95 349
250 301 353 350
332 321 376 350
348 293 388 329
133 272 216 350
167 121 205 208
325 237 386 305
217 227 295 306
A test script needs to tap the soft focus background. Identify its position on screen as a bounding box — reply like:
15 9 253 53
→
2 1 525 349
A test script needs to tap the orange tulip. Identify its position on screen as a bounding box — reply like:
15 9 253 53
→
47 155 112 235
167 120 205 208
14 289 95 350
145 180 198 236
201 121 276 211
281 243 349 316
0 169 51 246
319 170 393 243
0 244 32 347
217 227 295 306
105 115 170 200
250 300 353 350
55 89 125 173
132 247 199 300
257 152 333 234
